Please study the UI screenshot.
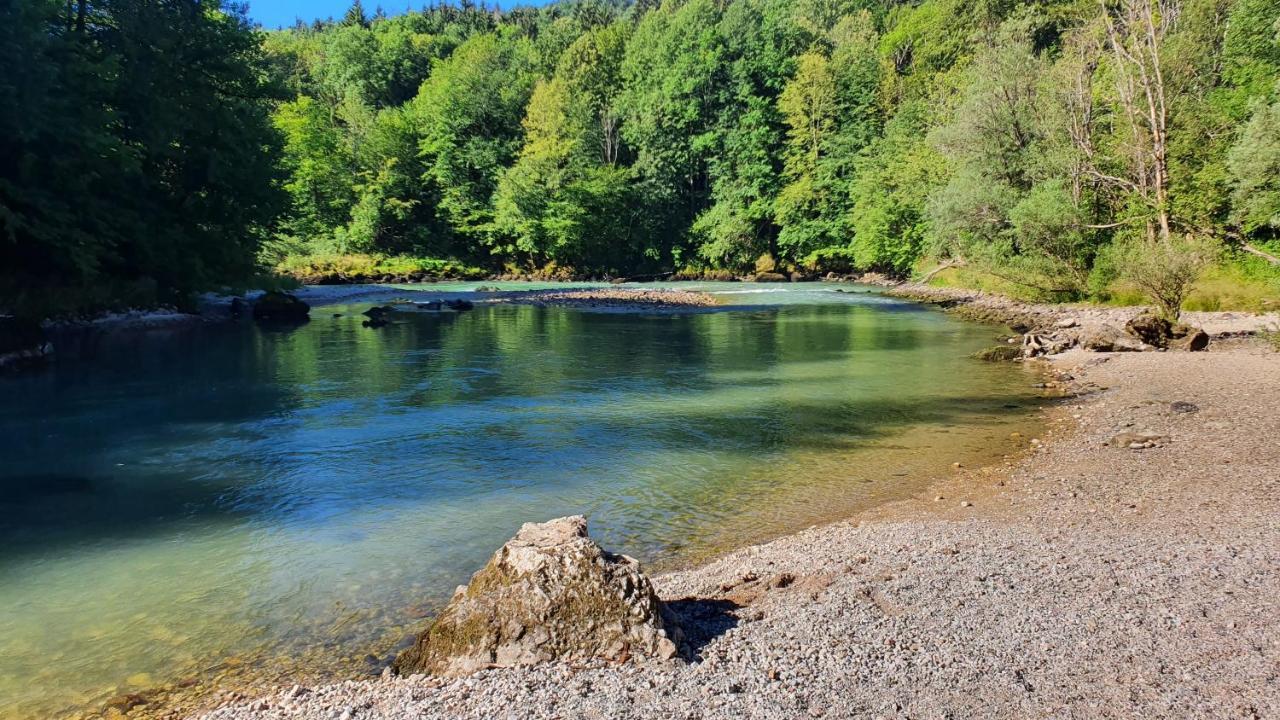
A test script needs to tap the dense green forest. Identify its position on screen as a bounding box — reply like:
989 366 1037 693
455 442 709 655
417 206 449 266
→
3 0 1279 317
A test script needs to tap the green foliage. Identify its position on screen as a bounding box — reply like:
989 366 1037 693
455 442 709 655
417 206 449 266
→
1 0 284 316
276 253 486 283
850 101 945 272
1228 101 1280 236
8 0 1280 316
1113 237 1217 320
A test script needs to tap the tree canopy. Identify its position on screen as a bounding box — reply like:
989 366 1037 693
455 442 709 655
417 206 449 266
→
4 0 1279 315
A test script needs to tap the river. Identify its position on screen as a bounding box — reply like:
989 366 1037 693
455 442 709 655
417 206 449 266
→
0 282 1045 718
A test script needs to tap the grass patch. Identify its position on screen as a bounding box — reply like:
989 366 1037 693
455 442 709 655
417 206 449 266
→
919 264 1061 303
277 254 488 283
1182 256 1280 312
925 254 1279 313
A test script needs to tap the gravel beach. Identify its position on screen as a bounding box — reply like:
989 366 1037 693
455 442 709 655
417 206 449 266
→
486 287 720 309
194 336 1280 720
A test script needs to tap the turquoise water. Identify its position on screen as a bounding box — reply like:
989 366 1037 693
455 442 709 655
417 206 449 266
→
0 283 1043 718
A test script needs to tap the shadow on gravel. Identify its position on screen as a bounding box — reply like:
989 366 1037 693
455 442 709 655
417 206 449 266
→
666 597 741 661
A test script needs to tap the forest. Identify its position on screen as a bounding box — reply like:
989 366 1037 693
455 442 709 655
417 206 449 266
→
2 0 1279 317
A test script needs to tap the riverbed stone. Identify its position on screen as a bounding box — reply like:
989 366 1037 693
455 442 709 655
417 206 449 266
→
394 515 681 678
973 345 1023 362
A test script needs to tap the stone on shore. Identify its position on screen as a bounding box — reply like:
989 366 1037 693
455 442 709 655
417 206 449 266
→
1169 324 1210 352
394 515 681 678
1125 311 1173 347
1082 326 1146 352
252 292 310 323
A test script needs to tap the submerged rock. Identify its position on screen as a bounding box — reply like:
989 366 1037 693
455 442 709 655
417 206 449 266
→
394 515 680 677
252 292 310 323
0 316 53 370
973 345 1023 362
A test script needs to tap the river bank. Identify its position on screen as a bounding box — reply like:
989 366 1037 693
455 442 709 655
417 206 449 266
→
194 333 1280 719
882 281 1280 338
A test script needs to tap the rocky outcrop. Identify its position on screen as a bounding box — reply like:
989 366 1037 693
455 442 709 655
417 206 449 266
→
394 516 681 678
252 292 310 323
0 316 53 370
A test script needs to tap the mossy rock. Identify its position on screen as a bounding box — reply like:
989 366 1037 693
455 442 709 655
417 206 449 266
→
394 516 680 677
973 345 1023 362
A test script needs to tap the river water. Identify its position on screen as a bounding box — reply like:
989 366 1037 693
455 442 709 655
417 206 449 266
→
0 282 1045 718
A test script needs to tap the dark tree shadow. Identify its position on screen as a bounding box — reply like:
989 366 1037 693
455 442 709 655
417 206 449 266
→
665 597 741 661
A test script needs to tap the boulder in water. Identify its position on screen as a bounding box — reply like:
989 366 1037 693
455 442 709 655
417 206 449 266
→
0 316 53 370
252 292 310 323
973 345 1023 362
394 515 681 677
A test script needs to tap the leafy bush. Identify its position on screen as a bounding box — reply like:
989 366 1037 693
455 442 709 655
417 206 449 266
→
802 247 860 275
1113 238 1217 320
277 254 487 283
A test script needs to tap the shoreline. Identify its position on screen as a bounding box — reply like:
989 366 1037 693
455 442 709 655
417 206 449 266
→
882 281 1280 339
194 336 1280 719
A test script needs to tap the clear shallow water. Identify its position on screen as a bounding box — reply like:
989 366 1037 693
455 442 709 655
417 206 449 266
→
0 283 1044 718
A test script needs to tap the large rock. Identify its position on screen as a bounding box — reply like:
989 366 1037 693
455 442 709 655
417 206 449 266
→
252 291 310 322
1124 311 1173 347
1169 324 1210 352
0 316 53 370
1082 326 1147 352
394 516 680 677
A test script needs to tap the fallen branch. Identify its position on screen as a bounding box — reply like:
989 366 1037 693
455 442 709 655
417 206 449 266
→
1243 243 1280 265
918 258 967 283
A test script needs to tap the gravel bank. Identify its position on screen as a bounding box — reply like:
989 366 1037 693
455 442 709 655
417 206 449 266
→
196 340 1280 720
488 288 719 310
